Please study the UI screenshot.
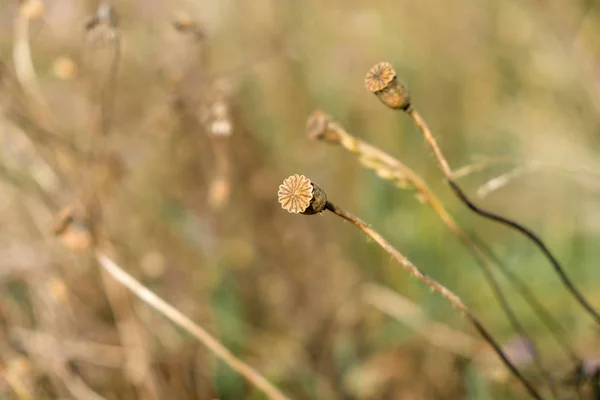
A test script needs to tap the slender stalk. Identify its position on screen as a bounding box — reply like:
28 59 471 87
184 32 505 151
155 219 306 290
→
95 253 290 400
469 234 580 364
406 106 600 328
308 112 578 377
324 201 544 400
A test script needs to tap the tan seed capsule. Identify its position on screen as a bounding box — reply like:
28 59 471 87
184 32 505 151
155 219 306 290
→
278 174 313 214
278 174 328 215
365 62 411 110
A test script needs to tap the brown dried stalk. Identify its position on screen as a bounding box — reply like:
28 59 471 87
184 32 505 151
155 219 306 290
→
13 1 55 128
83 2 121 137
365 61 600 329
307 111 578 368
277 175 543 400
95 253 290 400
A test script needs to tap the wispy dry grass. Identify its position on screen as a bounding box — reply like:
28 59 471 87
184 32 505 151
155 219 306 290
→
1 0 600 399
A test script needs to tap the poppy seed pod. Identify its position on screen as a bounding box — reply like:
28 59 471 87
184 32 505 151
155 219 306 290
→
365 62 411 111
278 174 328 215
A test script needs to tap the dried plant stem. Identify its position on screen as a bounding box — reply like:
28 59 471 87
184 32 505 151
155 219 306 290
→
309 113 577 369
324 201 543 400
406 106 600 328
99 270 159 399
469 235 579 364
13 8 54 127
12 9 71 184
407 108 452 177
94 252 290 400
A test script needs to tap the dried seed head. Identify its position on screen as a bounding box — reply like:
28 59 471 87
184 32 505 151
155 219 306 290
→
306 110 342 143
278 174 312 214
365 62 411 110
278 174 327 215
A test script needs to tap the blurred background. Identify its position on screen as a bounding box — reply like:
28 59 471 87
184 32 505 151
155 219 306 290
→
1 0 600 398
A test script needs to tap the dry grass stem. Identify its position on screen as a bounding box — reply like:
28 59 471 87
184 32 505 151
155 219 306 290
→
98 270 159 399
95 252 290 400
10 328 125 368
13 2 52 122
322 200 542 399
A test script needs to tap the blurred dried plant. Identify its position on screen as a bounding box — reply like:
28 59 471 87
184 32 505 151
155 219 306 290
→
307 110 579 376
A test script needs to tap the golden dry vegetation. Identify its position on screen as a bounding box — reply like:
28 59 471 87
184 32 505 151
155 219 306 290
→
1 1 600 399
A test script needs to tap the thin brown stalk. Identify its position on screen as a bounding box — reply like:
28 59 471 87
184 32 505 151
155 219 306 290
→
13 4 56 128
82 3 121 137
10 328 125 368
307 112 578 369
99 269 160 399
95 252 290 400
11 6 70 184
323 201 543 400
405 106 600 328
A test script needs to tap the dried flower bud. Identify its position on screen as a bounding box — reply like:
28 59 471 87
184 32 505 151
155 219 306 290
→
365 62 411 110
306 110 342 143
278 174 327 215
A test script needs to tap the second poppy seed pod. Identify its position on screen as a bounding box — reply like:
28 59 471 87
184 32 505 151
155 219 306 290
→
365 62 411 111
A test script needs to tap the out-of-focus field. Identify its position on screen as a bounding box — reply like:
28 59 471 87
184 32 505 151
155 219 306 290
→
1 0 600 399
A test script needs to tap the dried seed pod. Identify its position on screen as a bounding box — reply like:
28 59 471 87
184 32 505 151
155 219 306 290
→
365 62 411 110
306 110 341 144
278 174 327 215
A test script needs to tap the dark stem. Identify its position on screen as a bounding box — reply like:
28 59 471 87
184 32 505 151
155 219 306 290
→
469 232 580 365
466 237 559 398
448 179 600 327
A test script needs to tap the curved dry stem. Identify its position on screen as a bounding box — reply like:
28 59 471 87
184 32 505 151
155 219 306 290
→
308 112 578 374
406 107 600 329
95 253 290 400
13 8 52 122
324 201 543 400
